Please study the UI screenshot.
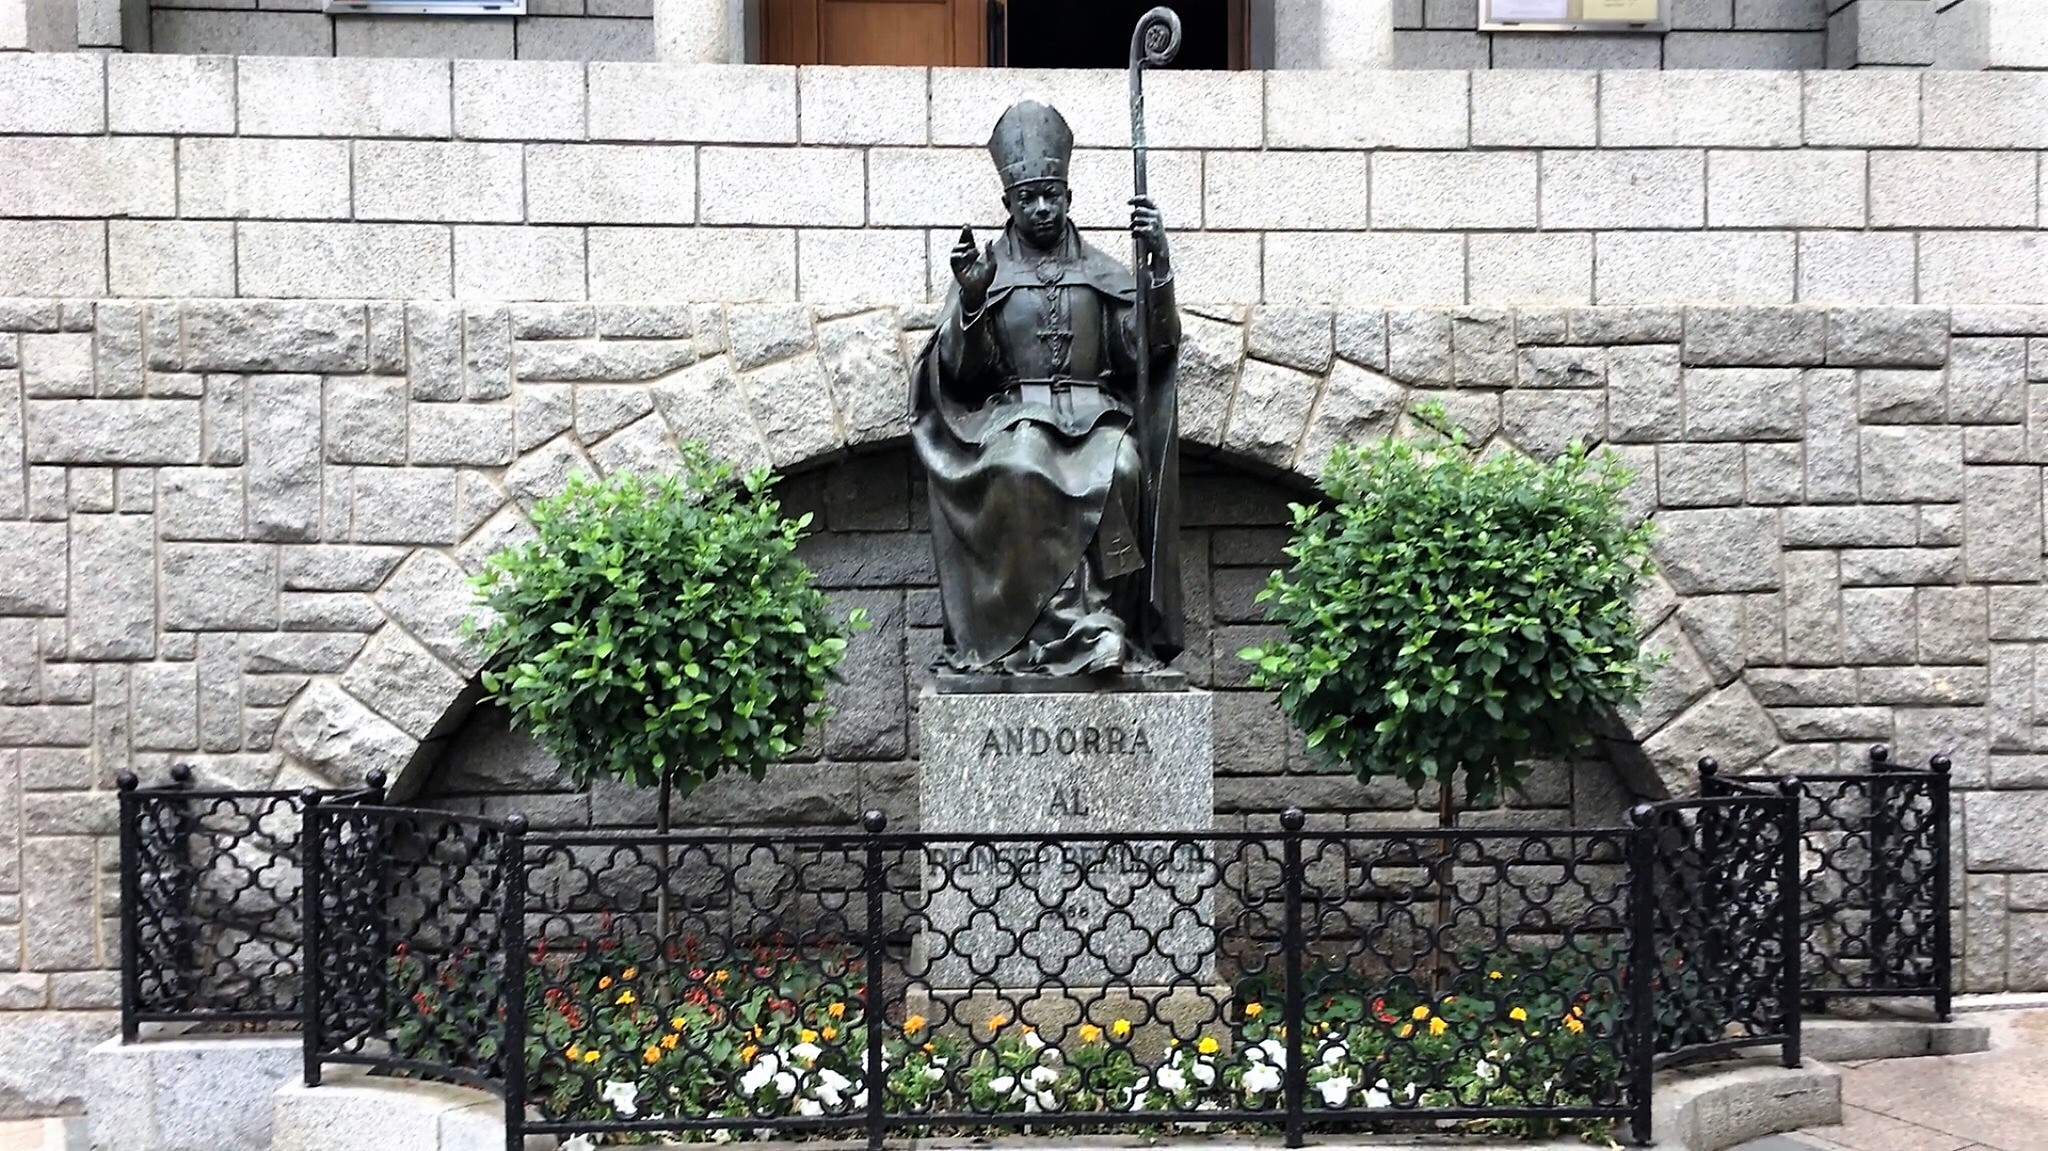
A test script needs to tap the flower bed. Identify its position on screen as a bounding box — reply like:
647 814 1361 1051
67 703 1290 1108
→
392 936 1627 1145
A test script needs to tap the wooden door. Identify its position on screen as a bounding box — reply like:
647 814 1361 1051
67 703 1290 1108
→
762 0 987 66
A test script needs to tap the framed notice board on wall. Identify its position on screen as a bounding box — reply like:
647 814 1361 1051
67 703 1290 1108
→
1481 0 1665 32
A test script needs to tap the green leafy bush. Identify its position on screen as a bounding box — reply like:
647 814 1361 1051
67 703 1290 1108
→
1241 410 1655 805
472 447 867 796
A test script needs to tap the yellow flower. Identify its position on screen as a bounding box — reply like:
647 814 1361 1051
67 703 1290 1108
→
1197 1036 1220 1056
672 1016 687 1031
565 1045 583 1061
800 1028 819 1044
1508 1007 1528 1023
1489 971 1503 980
1429 1017 1448 1037
985 1015 1008 1034
714 969 729 984
623 967 637 981
1079 1024 1103 1044
661 1033 679 1051
1570 1005 1585 1018
828 1002 846 1020
751 1026 763 1040
643 1045 661 1065
741 1044 758 1063
615 990 635 1006
598 976 613 990
904 1015 927 1036
921 1042 935 1054
1564 1015 1585 1034
822 1026 839 1041
1111 1019 1132 1039
582 1050 600 1064
1398 1024 1414 1039
1410 1005 1430 1021
1244 1003 1263 1019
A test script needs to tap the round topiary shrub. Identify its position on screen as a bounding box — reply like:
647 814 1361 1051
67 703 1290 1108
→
1241 408 1657 810
472 445 867 800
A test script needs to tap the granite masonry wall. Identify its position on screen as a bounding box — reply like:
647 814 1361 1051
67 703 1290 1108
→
5 57 2048 1115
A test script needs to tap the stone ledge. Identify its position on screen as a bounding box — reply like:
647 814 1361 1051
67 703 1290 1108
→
1800 1016 1992 1062
86 1034 298 1151
271 1067 534 1151
1652 1056 1841 1151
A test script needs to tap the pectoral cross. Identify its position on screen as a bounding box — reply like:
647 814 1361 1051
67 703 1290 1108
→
1032 284 1073 375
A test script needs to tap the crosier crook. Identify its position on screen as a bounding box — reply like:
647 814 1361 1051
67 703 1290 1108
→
1128 6 1182 459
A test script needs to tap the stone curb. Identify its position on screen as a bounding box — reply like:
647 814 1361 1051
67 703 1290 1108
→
1651 1056 1841 1151
257 1055 1848 1151
1799 1017 1992 1063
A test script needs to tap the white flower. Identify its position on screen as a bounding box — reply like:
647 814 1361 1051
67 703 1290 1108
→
1241 1063 1281 1096
1034 1090 1060 1112
797 1099 824 1117
1320 1043 1346 1067
709 1130 733 1144
599 1080 639 1117
1258 1038 1288 1066
739 1054 780 1096
1473 1057 1498 1083
989 1075 1017 1097
1364 1084 1392 1109
1316 1074 1353 1107
1192 1059 1216 1087
1155 1065 1188 1094
1028 1065 1060 1088
812 1069 849 1108
789 1042 823 1066
1023 1030 1046 1051
561 1136 595 1151
924 1065 947 1083
851 1090 868 1111
1123 1075 1152 1111
772 1072 797 1098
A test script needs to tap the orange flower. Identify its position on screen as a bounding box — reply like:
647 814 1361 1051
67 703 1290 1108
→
828 1002 846 1019
1564 1015 1585 1034
1398 1024 1414 1039
643 1045 661 1065
623 967 637 981
822 1026 839 1041
1244 1003 1264 1019
661 1033 679 1051
740 1044 758 1062
714 969 729 984
1079 1024 1103 1044
985 1015 1008 1034
598 976 613 990
904 1015 927 1036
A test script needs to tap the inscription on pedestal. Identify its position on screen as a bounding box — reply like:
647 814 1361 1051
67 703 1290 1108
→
917 688 1214 987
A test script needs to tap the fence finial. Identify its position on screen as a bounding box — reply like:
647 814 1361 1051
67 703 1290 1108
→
1627 802 1656 827
1930 753 1953 775
861 809 887 833
504 813 529 834
1279 806 1306 831
1777 775 1802 797
116 771 138 792
1869 744 1891 768
1698 757 1720 778
169 763 194 785
364 769 388 792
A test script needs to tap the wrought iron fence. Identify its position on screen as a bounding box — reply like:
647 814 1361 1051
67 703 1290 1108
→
113 756 1941 1149
292 796 1817 1149
116 766 385 1041
1705 748 1953 1018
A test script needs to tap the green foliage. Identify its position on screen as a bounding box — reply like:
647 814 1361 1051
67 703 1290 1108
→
471 447 867 795
1240 408 1656 805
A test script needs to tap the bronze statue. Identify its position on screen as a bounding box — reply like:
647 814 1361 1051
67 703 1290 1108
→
909 97 1184 680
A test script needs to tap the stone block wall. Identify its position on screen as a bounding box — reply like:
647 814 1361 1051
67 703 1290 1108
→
143 8 652 62
7 59 2048 307
4 56 2048 1113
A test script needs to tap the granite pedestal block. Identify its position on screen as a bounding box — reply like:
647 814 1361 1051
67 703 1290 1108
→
915 685 1214 989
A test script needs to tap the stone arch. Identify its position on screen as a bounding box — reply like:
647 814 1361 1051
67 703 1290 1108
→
273 301 1741 803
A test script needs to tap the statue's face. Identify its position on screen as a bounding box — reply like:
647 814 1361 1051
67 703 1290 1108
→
1004 180 1071 249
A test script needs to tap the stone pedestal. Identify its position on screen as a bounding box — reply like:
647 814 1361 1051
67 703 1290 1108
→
915 686 1214 990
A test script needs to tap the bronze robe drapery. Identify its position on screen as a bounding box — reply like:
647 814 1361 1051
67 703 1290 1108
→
910 224 1184 674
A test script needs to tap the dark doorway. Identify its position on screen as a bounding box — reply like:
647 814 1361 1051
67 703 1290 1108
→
1002 0 1243 69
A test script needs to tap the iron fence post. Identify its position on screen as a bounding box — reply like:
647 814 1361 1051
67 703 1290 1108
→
1696 759 1727 984
301 788 326 1088
862 810 888 1151
117 772 141 1044
1930 754 1954 1022
1868 745 1899 991
1626 803 1656 1147
1777 778 1804 1070
1279 807 1306 1150
166 763 198 1011
501 815 529 1151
